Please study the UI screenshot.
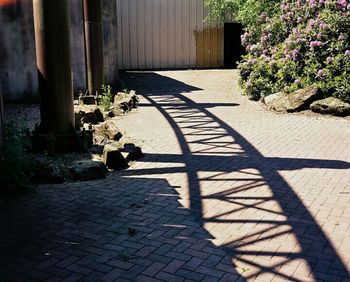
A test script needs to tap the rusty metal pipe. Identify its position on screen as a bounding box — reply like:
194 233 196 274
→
0 82 4 147
33 0 75 151
83 0 104 96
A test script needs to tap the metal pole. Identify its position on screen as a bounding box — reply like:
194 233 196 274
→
33 0 75 151
83 0 104 96
0 82 4 147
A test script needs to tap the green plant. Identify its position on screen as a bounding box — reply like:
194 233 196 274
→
0 121 32 193
205 0 281 27
122 88 130 94
239 0 350 102
100 85 113 111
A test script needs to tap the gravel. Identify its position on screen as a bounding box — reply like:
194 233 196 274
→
4 103 40 131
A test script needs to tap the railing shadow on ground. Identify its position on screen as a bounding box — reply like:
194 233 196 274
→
0 176 244 281
122 71 350 281
0 71 349 281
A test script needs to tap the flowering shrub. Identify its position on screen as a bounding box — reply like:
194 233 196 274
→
205 0 280 28
239 0 350 102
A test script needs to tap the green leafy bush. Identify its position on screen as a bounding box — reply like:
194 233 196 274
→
99 85 113 112
0 122 32 193
205 0 280 27
239 0 350 102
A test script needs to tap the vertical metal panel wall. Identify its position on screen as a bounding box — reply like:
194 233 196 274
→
117 0 223 70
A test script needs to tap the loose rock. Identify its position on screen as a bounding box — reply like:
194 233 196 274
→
79 95 97 105
129 90 140 108
69 160 107 181
264 86 321 112
33 161 69 184
103 143 128 170
107 111 115 118
74 107 104 128
95 120 123 141
310 97 350 116
81 108 104 124
111 91 140 115
263 92 281 107
125 144 144 161
74 111 85 129
110 105 128 116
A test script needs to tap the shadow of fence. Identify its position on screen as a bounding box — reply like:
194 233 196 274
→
122 71 350 281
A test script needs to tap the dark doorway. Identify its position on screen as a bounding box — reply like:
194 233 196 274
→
224 23 245 68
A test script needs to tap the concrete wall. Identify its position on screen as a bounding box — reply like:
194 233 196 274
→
0 1 37 101
0 0 119 101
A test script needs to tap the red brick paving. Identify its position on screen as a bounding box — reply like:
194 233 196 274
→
0 70 349 281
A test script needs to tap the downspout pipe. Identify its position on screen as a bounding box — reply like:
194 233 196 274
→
83 0 104 96
0 82 4 147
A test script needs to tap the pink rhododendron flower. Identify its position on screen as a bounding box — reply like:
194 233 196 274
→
310 41 322 48
339 0 347 7
309 0 316 7
320 23 328 29
292 49 299 60
317 69 324 77
239 0 350 102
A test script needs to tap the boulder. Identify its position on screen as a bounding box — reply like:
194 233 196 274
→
112 91 140 115
264 86 321 112
129 90 140 108
74 107 104 128
45 164 69 184
93 134 107 146
310 97 350 116
126 146 144 161
69 160 107 181
95 120 123 141
114 92 133 104
74 111 85 129
110 105 128 116
81 108 104 124
33 161 69 184
107 111 115 118
263 92 281 107
103 143 128 169
123 143 144 161
79 95 97 105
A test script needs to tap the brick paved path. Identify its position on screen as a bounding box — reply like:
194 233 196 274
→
1 70 350 281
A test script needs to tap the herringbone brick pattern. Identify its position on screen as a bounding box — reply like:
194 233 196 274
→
1 70 349 281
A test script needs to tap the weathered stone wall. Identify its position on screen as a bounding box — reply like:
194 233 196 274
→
0 0 118 101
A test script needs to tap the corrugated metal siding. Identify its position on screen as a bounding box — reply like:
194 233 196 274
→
117 0 223 70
